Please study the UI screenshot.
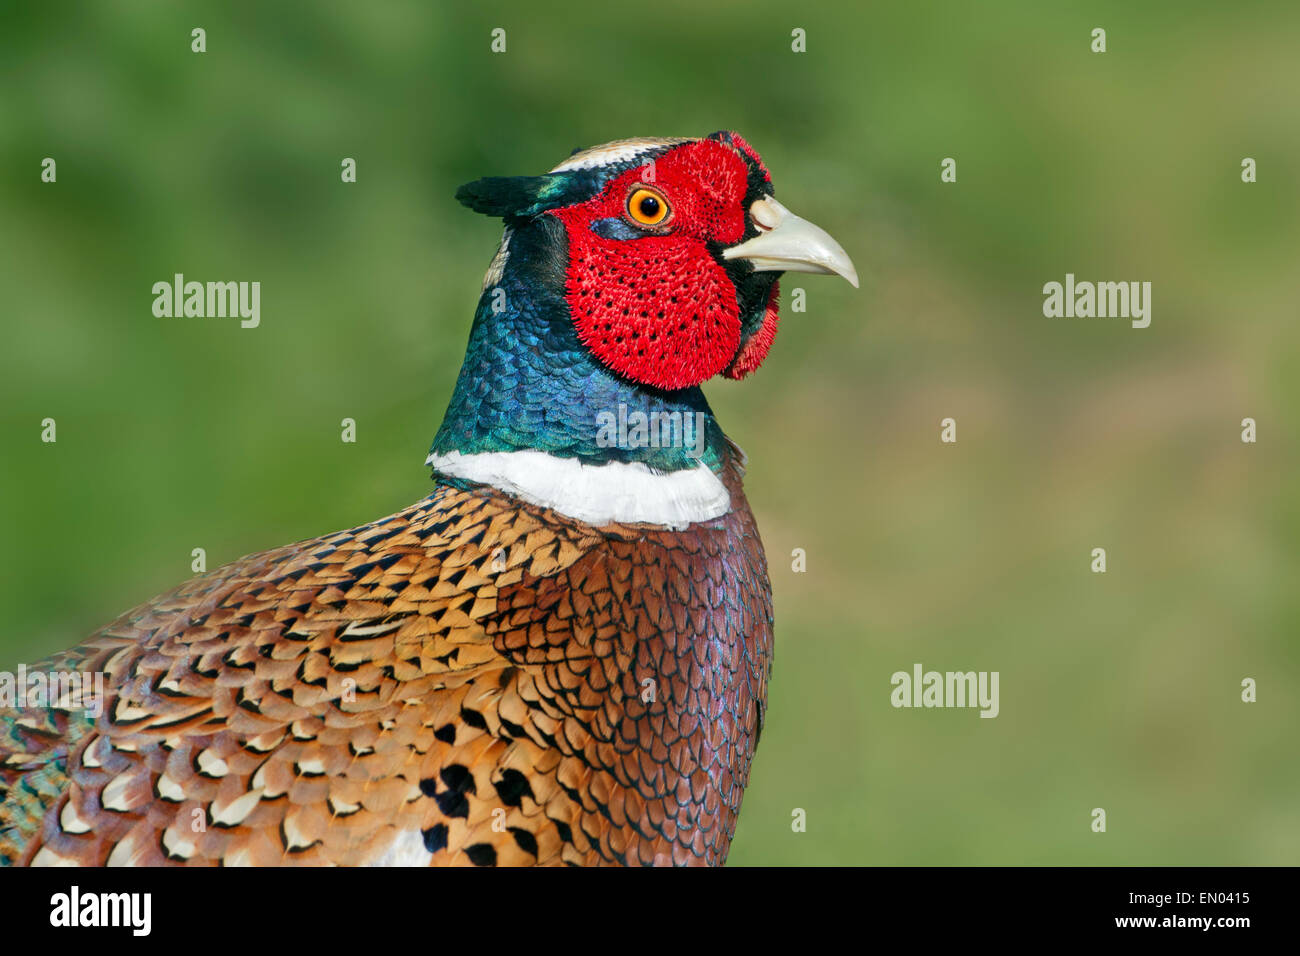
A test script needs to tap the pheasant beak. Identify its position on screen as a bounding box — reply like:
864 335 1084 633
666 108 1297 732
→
721 197 859 288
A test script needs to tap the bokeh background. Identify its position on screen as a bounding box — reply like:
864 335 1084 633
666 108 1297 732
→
2 1 1296 864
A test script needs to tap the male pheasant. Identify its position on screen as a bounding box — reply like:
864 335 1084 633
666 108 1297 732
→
0 132 857 866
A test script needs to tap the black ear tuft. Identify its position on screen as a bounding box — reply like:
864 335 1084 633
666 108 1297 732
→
455 173 598 219
455 176 552 217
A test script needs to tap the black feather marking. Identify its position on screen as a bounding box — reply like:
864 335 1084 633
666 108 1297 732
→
459 706 488 731
465 843 497 867
422 823 449 853
440 764 476 795
493 768 535 808
509 827 539 858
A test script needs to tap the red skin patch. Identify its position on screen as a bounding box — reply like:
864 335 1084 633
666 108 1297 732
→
551 139 752 391
724 280 780 379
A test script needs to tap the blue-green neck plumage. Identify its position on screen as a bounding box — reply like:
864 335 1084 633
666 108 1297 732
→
429 216 729 474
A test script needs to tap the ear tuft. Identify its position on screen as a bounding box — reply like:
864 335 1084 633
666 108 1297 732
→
455 176 546 217
455 174 593 219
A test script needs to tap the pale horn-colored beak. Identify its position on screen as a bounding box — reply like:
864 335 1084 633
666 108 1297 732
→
721 197 859 288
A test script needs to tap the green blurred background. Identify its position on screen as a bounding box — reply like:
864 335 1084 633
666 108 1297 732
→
2 1 1297 864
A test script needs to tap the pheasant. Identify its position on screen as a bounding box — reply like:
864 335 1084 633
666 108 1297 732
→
0 132 857 866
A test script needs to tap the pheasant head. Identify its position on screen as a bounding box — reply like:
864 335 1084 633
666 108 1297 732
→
429 132 857 525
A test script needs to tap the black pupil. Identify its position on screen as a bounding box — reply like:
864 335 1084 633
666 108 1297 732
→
638 195 660 218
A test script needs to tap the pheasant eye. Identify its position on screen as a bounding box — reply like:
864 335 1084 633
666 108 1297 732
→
627 187 670 226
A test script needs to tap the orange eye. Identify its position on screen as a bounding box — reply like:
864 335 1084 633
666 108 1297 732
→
627 187 670 226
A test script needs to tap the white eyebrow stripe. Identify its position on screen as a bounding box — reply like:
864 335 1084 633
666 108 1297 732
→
549 137 692 173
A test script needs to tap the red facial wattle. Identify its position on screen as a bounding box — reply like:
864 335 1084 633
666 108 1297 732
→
551 139 754 391
724 280 780 380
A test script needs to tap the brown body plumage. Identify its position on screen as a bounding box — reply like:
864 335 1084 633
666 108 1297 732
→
1 462 771 866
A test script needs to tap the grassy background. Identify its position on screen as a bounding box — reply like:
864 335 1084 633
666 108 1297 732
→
1 0 1296 864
